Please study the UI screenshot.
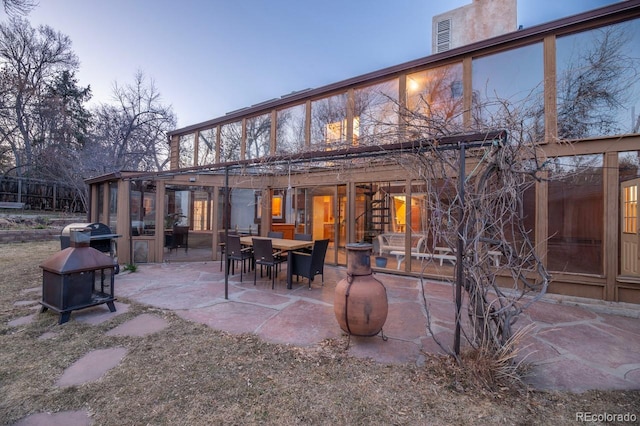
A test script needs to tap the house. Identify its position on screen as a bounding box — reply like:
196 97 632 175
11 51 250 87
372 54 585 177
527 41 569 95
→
86 1 640 304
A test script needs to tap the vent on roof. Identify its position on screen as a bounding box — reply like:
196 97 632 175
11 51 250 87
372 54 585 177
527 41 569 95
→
436 18 451 53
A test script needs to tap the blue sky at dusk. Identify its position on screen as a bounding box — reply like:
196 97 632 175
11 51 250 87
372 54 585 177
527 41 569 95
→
26 0 620 128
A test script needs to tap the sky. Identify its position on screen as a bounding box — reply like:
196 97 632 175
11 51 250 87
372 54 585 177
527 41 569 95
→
24 0 621 129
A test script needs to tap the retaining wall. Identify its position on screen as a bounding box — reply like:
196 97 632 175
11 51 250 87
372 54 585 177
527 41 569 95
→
0 229 60 244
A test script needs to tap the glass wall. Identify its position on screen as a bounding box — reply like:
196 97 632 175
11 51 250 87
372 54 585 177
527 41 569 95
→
276 103 306 154
192 190 213 231
354 183 407 234
556 18 640 139
197 128 216 166
229 188 257 232
165 188 190 229
407 63 464 138
179 134 195 168
296 185 346 264
97 183 104 224
292 188 310 235
354 79 399 146
472 43 544 142
220 121 241 162
355 181 431 271
311 93 348 150
547 155 603 275
108 182 118 233
130 180 156 236
246 113 272 159
407 184 430 237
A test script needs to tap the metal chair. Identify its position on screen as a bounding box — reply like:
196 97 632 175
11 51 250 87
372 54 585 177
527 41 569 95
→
267 231 284 238
290 239 329 289
252 238 286 289
226 235 253 282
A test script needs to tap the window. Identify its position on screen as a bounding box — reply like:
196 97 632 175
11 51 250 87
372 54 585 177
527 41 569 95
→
311 93 347 149
97 184 104 224
326 119 348 145
623 185 637 234
130 180 156 236
276 103 306 154
354 79 399 146
192 190 212 231
255 192 285 221
472 43 544 143
197 128 216 166
220 121 241 161
246 113 271 159
109 182 118 233
407 63 464 138
556 18 640 139
547 155 603 275
179 134 195 168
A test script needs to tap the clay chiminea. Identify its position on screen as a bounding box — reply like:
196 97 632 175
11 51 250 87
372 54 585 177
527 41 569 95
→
334 243 388 337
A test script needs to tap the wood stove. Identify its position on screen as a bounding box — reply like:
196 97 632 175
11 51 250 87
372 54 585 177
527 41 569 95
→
40 228 116 324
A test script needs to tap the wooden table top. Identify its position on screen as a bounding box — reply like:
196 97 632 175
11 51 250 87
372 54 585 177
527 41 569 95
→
239 236 313 251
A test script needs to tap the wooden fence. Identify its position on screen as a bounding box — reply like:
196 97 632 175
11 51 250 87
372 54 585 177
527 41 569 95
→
0 176 86 213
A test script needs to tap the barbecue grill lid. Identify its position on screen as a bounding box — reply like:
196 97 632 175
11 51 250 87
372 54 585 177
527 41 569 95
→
40 246 116 274
60 222 112 236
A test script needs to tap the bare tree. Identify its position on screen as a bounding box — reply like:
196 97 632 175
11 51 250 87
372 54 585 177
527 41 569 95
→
0 17 78 177
86 71 176 175
2 0 37 17
403 135 549 355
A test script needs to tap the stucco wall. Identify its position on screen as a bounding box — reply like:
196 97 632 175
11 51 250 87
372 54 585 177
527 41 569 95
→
432 0 517 53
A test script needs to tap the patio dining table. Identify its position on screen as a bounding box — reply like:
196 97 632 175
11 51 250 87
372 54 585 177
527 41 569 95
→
240 236 314 289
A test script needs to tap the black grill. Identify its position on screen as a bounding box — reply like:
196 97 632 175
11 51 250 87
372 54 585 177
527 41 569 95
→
60 223 112 251
60 223 120 273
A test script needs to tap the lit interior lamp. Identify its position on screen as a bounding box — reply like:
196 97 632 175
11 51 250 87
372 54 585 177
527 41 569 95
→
407 77 421 93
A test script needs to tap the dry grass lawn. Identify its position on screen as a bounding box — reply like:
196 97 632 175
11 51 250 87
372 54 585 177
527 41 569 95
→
1 240 638 425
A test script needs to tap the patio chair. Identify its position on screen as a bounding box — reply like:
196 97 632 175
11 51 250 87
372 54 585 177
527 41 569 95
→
290 239 329 290
169 225 189 253
267 231 286 263
294 233 313 253
226 235 253 282
218 230 238 271
252 238 286 289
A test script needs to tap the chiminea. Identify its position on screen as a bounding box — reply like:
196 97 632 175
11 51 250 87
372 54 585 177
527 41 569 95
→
334 243 388 338
40 228 116 324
